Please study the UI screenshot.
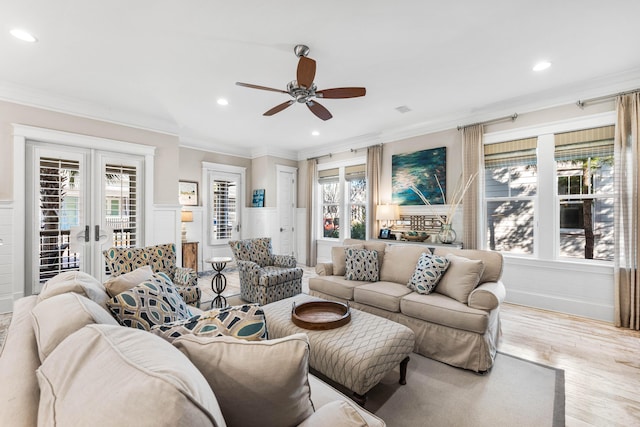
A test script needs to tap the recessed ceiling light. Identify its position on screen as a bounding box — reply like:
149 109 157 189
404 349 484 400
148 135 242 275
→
533 61 551 72
311 131 320 136
10 28 37 43
217 98 229 106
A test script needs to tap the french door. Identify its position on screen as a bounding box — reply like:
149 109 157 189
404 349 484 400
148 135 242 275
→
26 142 144 294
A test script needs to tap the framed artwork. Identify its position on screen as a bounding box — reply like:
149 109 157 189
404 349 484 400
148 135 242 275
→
392 147 446 206
179 181 198 206
252 189 265 207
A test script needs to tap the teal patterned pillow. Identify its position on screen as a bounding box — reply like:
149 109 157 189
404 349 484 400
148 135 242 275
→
151 304 268 343
344 248 379 281
407 253 450 294
107 272 192 330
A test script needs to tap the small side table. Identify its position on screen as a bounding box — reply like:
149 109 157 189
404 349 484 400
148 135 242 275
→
207 257 233 309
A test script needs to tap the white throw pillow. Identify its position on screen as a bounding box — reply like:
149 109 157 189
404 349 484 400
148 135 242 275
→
435 254 485 303
38 271 109 310
104 265 154 298
30 292 118 362
173 333 314 427
36 324 225 426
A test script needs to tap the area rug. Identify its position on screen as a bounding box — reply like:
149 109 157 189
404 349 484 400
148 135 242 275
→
353 351 565 427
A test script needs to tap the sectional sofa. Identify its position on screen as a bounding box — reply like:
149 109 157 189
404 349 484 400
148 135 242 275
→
0 270 384 427
310 239 506 372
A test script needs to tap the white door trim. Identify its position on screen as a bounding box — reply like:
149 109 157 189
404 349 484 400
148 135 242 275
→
12 124 156 298
276 165 298 256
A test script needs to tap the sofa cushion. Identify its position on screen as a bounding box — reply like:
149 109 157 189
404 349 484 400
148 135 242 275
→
307 374 385 427
407 253 450 294
173 333 314 427
331 243 364 276
38 271 109 310
435 254 485 303
380 244 430 285
353 281 413 312
107 272 192 330
151 303 268 343
432 248 503 284
36 324 225 426
308 275 369 301
298 400 370 427
345 248 380 281
104 265 154 298
31 292 118 361
400 292 490 334
0 296 40 427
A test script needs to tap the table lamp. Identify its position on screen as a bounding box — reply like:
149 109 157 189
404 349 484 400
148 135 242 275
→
181 211 193 243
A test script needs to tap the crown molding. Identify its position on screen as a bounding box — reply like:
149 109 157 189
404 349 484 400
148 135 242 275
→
179 136 253 159
250 146 298 161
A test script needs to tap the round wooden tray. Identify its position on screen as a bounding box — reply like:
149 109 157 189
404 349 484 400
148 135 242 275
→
291 301 351 330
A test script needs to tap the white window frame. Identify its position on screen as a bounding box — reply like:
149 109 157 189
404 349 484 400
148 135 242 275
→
316 158 367 242
482 111 616 264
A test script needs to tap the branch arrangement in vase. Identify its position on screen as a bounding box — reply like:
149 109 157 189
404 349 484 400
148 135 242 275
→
409 173 477 225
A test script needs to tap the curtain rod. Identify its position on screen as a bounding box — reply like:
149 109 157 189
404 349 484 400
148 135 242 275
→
306 143 382 161
576 88 640 109
457 113 518 131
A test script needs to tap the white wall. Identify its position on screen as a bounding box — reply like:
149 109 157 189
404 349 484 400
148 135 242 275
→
0 203 14 313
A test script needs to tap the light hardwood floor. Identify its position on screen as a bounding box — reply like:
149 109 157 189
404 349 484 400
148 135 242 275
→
499 302 640 427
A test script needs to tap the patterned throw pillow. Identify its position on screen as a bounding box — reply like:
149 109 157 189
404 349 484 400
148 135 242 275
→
151 304 268 343
107 272 192 330
344 248 379 281
407 253 450 294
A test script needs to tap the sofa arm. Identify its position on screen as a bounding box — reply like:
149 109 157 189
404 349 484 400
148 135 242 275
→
274 254 297 268
468 281 506 311
315 263 334 276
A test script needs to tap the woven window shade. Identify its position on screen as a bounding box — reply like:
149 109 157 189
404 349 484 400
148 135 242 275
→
554 125 614 161
484 137 537 167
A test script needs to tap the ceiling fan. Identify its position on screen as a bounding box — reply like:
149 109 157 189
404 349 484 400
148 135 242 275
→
236 44 366 121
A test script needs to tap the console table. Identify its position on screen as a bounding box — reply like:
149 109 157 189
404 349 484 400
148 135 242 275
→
182 241 199 273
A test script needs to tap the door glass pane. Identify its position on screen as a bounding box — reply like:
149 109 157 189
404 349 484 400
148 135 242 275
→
39 157 81 283
211 179 237 241
105 164 138 248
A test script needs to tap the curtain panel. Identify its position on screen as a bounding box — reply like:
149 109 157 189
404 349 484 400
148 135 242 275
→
462 124 483 249
367 145 382 239
614 92 640 330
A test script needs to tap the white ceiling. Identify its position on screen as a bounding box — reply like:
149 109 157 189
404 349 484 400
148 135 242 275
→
2 0 640 159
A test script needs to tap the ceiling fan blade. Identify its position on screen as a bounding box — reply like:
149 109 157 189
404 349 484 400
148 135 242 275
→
236 82 288 94
263 100 295 116
306 100 333 121
297 57 316 89
316 87 366 99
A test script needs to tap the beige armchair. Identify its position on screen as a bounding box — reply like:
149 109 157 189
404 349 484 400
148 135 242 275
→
229 237 303 305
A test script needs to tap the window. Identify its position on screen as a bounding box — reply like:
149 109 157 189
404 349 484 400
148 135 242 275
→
318 163 367 240
211 178 237 241
203 162 244 245
555 126 614 261
483 120 615 263
484 137 537 254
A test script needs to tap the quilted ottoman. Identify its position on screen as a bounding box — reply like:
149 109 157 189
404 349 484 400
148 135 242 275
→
263 294 415 405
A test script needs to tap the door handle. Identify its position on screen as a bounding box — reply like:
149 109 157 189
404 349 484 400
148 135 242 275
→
280 227 284 232
84 225 90 242
95 225 110 243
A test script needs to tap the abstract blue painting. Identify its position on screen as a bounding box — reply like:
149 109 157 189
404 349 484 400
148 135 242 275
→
392 147 446 205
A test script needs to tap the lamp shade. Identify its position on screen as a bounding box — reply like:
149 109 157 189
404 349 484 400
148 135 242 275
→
376 204 399 221
181 211 193 223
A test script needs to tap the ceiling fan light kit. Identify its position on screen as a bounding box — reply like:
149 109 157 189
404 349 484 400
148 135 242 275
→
236 44 366 121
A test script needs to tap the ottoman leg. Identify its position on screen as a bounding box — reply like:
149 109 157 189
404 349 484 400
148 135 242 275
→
352 392 367 407
399 356 410 385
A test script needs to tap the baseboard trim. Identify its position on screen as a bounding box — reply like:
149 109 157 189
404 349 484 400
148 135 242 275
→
506 289 613 322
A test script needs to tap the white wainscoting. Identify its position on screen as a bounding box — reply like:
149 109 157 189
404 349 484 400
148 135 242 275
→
502 256 615 322
0 203 14 313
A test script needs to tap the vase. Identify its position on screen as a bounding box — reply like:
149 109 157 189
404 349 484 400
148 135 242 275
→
438 224 456 244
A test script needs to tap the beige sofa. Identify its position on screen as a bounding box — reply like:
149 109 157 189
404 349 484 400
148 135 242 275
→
310 239 506 372
0 271 384 427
